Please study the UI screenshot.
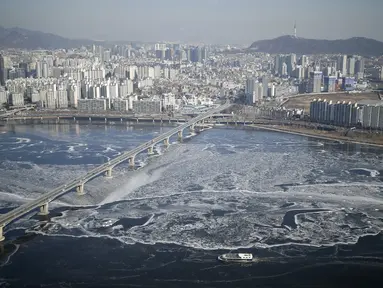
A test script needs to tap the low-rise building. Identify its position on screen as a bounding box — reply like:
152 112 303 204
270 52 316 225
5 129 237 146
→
133 100 162 114
78 99 108 112
9 93 24 106
0 90 7 105
112 99 129 112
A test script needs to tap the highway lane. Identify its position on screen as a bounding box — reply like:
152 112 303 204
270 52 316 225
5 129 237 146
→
0 103 231 231
0 106 35 118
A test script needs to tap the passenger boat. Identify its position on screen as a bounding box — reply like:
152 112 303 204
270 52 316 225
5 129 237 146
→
218 253 253 263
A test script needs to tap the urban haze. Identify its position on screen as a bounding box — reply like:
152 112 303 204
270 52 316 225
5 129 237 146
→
1 0 383 43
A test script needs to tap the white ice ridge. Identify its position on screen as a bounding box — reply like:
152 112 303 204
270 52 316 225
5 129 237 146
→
0 244 20 267
15 137 31 143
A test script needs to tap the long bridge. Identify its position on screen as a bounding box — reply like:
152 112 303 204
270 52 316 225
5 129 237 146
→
2 113 234 123
0 102 231 241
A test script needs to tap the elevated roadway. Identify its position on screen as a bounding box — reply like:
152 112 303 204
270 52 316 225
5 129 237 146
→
0 102 231 241
0 105 35 119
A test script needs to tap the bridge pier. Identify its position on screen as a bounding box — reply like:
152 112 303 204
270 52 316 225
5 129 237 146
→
148 146 154 155
178 130 183 141
38 203 49 216
0 225 4 242
190 124 195 133
129 156 135 167
164 137 170 147
105 168 113 178
77 183 85 195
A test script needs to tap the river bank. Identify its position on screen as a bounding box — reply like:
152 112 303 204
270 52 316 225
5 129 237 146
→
249 124 383 148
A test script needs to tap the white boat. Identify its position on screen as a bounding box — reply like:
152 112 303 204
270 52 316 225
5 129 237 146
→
218 253 253 263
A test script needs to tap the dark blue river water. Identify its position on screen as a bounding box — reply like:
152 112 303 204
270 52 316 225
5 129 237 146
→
1 122 383 287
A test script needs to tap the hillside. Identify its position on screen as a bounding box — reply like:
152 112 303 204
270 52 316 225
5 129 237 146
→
0 26 104 50
249 35 383 56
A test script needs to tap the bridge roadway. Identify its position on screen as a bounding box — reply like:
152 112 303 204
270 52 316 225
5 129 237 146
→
0 102 231 241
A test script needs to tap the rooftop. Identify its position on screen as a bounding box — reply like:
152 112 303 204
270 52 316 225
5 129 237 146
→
356 99 383 106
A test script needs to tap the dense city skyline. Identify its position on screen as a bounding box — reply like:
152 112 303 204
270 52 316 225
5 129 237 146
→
1 0 383 44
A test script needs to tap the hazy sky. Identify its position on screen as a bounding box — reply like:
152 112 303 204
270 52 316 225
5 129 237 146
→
0 0 382 44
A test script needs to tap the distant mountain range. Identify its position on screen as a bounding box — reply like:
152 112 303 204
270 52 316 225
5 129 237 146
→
0 26 107 50
1 26 383 56
249 35 383 56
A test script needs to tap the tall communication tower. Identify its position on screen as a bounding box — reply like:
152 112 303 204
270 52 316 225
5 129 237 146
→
294 21 297 38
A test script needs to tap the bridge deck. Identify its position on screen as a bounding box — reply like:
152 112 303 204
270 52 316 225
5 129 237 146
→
0 103 231 230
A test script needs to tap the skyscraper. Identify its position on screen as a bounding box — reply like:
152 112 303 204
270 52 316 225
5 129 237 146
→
347 57 355 76
324 76 337 92
338 55 347 75
190 47 201 63
262 77 269 97
355 57 365 77
308 71 322 93
201 47 209 62
0 54 5 86
245 78 262 104
286 54 296 76
274 55 280 75
300 55 308 67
